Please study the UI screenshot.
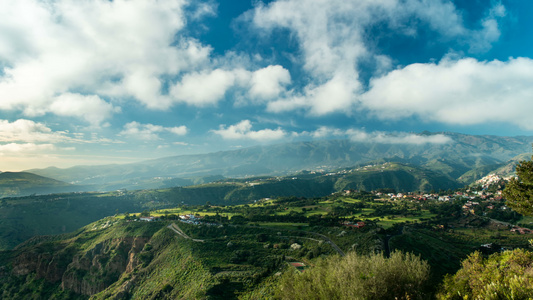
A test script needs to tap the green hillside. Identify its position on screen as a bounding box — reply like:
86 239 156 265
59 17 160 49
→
0 217 345 299
0 192 143 250
1 190 531 299
0 172 82 198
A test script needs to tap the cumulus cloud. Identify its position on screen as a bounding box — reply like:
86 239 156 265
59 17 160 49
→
211 120 286 141
167 126 188 136
0 0 211 121
120 121 188 140
268 73 358 115
170 65 291 106
0 119 81 166
360 57 533 130
0 119 71 143
170 68 247 106
0 0 298 120
252 0 507 116
249 65 291 100
49 93 120 126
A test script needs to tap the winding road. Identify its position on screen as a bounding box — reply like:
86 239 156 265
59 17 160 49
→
167 223 205 242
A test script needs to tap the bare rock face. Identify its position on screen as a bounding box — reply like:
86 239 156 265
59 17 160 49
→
60 237 149 296
10 236 149 297
12 250 69 283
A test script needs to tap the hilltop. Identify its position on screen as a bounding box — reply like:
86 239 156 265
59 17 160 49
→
0 172 81 198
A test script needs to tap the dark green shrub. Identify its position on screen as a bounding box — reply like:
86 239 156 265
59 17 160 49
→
274 251 430 299
438 248 533 299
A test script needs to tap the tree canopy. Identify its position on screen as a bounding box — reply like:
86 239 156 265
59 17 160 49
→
438 249 533 299
503 156 533 216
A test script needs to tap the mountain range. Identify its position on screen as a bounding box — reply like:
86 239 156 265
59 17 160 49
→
23 132 532 193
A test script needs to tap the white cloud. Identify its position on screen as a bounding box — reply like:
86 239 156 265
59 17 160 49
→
168 126 188 136
252 0 507 116
211 120 286 141
346 129 453 145
119 71 172 110
173 141 190 146
302 126 452 144
50 93 119 126
267 73 359 115
170 69 246 106
310 126 345 138
0 0 212 120
170 65 292 106
0 0 302 116
360 57 533 130
0 143 55 153
0 119 70 143
120 121 188 140
249 65 291 100
469 3 506 53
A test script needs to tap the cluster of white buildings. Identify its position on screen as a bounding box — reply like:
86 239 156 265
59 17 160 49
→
474 174 514 189
179 214 202 225
178 214 219 226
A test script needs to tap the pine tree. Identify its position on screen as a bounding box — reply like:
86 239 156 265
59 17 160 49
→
503 155 533 216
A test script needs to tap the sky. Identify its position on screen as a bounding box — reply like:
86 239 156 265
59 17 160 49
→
1 0 533 171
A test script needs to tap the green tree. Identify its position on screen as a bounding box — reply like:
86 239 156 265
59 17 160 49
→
503 155 533 216
438 249 533 299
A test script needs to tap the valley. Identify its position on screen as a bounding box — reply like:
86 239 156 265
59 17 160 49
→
0 162 463 250
0 179 531 299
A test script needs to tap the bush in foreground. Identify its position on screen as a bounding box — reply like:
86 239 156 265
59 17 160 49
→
438 248 533 299
274 251 430 300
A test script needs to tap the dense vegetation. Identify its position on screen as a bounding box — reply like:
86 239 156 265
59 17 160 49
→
0 192 145 250
438 249 533 299
0 185 531 299
273 251 431 300
504 154 533 216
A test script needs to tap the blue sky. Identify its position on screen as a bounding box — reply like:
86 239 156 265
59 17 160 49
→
1 0 533 171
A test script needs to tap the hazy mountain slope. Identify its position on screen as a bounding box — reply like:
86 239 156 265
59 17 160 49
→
332 163 461 192
26 133 533 191
457 153 532 183
163 163 459 205
0 172 82 197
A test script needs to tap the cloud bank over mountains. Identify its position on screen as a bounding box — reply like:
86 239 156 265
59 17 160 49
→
0 0 531 170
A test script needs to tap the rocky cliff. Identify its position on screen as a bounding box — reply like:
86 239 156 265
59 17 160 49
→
0 219 165 299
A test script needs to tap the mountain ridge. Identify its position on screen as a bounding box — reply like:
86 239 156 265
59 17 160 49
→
25 132 533 192
0 172 81 198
